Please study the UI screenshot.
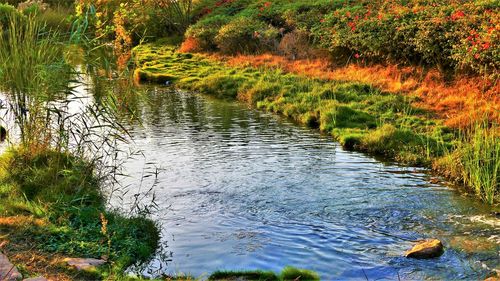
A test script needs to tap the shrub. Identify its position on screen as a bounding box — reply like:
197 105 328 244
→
75 0 194 49
216 17 279 54
3 0 72 7
312 1 499 75
36 6 73 31
278 29 317 59
189 0 498 75
185 14 230 51
179 36 202 52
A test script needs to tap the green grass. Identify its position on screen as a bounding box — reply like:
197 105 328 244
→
459 123 500 204
209 270 279 281
208 266 320 281
435 122 500 204
0 148 160 279
132 42 499 203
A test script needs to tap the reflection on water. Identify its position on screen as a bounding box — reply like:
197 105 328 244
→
117 87 499 280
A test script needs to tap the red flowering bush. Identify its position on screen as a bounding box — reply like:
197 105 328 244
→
183 0 497 75
312 1 498 75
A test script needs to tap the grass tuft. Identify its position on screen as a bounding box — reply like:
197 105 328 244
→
280 266 320 281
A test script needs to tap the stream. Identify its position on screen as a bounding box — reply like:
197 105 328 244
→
112 86 500 280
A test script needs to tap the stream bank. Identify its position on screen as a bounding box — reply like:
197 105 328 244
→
132 42 499 205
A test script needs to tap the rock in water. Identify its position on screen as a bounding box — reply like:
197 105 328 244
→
405 239 444 259
0 253 22 280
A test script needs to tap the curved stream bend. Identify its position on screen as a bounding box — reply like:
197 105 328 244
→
118 88 499 280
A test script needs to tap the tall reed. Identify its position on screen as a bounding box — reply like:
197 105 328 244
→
0 14 132 194
458 121 500 204
0 13 68 150
158 0 193 34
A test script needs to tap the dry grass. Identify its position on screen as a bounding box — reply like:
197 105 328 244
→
207 53 499 128
0 216 79 281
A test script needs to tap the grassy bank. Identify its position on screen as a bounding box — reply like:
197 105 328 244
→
132 42 499 204
0 148 160 280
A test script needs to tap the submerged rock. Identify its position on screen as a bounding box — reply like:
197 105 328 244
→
0 253 22 280
450 236 498 254
64 258 106 271
405 239 444 259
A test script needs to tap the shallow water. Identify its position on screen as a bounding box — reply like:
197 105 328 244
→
117 87 499 280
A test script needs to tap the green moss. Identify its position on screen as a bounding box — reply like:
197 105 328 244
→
280 266 320 281
208 267 319 281
209 270 279 281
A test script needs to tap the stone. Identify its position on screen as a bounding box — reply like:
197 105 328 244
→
23 277 48 281
405 239 444 259
64 258 106 271
0 253 22 280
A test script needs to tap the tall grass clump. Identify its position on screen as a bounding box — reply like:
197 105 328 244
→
0 13 68 149
458 122 500 204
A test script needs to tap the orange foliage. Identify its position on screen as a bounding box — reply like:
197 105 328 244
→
211 53 499 128
179 37 203 53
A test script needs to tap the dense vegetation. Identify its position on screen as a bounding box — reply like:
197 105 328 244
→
182 0 499 76
0 3 159 280
0 0 498 279
74 0 499 77
0 149 159 279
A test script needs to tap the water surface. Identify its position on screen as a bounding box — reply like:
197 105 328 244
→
118 87 499 280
